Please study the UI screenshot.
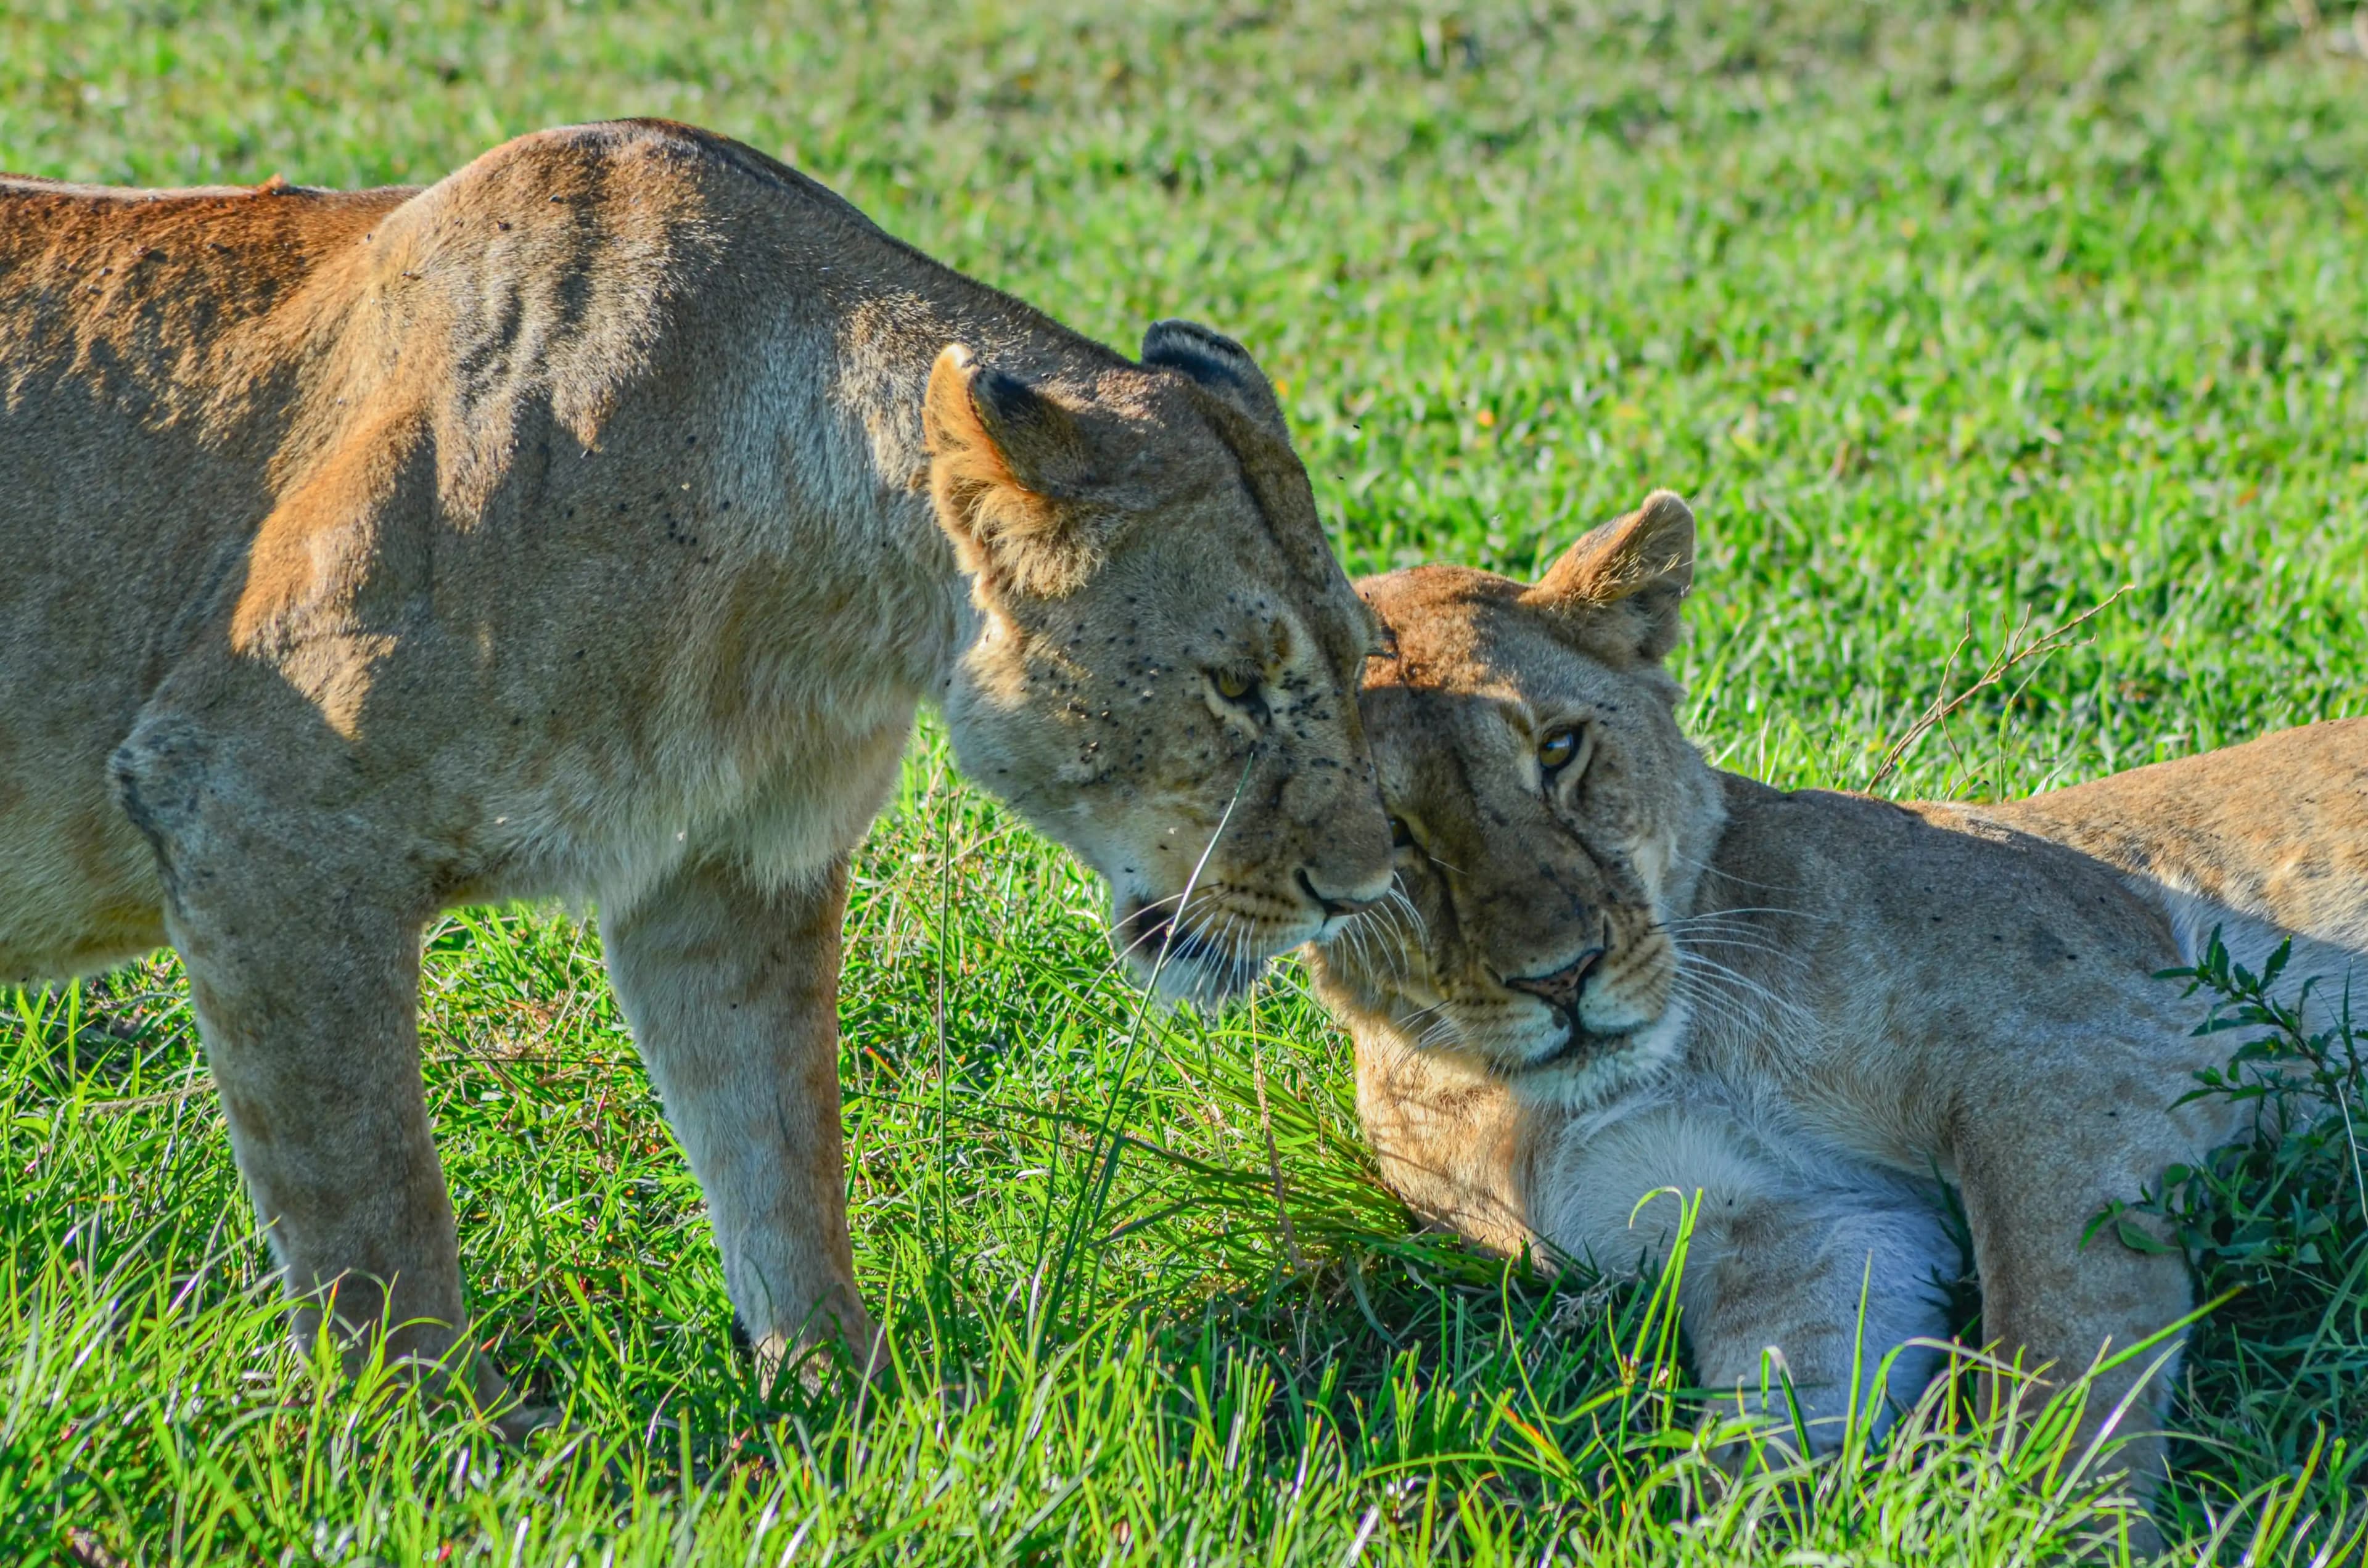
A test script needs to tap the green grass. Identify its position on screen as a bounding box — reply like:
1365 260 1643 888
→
6 1 2368 1562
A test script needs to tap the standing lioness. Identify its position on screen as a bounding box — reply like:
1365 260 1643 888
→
1309 493 2366 1506
1 120 1394 1404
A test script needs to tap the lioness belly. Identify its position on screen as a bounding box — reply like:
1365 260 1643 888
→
0 436 218 984
0 802 164 983
0 522 181 980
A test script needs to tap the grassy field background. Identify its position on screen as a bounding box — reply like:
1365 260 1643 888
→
5 1 2367 1562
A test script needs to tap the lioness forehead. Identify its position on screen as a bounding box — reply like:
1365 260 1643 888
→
1356 565 1546 692
1188 398 1381 668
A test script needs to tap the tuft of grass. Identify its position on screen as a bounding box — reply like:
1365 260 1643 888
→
2126 936 2368 1541
4 1 2367 1562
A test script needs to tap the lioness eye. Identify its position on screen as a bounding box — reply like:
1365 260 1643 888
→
1212 668 1256 702
1388 816 1413 848
1538 726 1583 771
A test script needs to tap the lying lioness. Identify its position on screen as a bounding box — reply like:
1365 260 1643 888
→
1307 492 2367 1499
1 120 1394 1405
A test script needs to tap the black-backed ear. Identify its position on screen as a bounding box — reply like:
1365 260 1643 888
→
1519 490 1695 663
1141 319 1288 435
924 345 1108 598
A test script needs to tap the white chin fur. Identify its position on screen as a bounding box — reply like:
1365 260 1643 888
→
1512 995 1693 1110
1123 923 1323 1007
1108 883 1323 1007
1143 951 1266 1006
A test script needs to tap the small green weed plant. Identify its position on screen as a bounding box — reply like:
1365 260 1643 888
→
2119 933 2368 1551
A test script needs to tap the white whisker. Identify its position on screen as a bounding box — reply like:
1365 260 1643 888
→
1663 932 1799 964
1668 851 1806 900
1673 948 1814 1033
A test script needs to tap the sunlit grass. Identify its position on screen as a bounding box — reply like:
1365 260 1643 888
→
5 1 2367 1562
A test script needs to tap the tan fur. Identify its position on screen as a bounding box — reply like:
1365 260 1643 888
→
1310 494 2367 1514
1 120 1393 1405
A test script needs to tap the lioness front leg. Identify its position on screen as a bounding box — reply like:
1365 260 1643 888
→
1535 1107 1957 1453
112 720 500 1410
1952 1067 2214 1501
601 853 878 1383
1677 1191 1959 1455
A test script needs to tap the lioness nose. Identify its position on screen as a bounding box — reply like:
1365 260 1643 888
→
1296 867 1381 920
1503 948 1605 1016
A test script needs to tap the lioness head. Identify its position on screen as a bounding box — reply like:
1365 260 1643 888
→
928 321 1393 1000
1305 492 1727 1103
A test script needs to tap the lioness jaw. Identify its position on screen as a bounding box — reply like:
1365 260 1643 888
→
0 119 1388 1405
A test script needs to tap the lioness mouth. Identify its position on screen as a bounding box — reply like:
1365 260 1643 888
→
1125 903 1263 996
1520 1018 1635 1075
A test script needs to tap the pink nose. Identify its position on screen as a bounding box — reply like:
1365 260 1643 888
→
1502 948 1605 1016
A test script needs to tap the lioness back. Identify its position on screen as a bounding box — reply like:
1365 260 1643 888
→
1985 717 2368 953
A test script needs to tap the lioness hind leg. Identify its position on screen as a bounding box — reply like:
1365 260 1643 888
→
600 852 880 1387
110 716 504 1413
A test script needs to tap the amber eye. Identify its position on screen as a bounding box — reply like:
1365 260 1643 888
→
1538 725 1584 771
1388 816 1413 848
1212 668 1257 702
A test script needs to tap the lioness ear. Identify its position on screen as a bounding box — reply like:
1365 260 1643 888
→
1141 319 1287 436
924 345 1106 598
1521 490 1695 663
